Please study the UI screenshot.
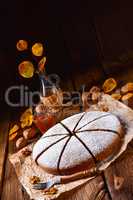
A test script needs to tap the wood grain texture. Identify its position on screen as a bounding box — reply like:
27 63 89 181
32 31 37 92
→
1 159 24 200
57 176 106 200
104 143 133 200
94 1 133 61
0 117 24 200
3 123 30 200
73 67 104 91
0 117 9 198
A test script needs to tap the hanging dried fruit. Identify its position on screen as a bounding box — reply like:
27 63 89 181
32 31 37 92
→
102 78 117 93
18 61 34 78
121 82 133 94
16 40 28 51
20 108 33 128
9 124 20 141
38 57 46 72
32 43 43 56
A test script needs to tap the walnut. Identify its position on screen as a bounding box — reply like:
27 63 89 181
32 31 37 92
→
92 91 101 104
89 86 101 94
98 103 109 112
29 176 40 184
16 137 27 149
43 187 58 195
23 127 37 140
35 103 46 114
21 148 32 157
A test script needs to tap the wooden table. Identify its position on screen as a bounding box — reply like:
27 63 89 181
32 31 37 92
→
0 114 133 200
0 74 133 200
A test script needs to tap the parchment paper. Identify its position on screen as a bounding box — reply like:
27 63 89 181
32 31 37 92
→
9 94 133 200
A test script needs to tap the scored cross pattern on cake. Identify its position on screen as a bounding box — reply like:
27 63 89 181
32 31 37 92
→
33 111 123 175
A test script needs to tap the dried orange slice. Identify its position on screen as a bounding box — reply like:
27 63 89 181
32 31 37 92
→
121 93 133 101
18 61 34 78
20 108 33 128
9 124 20 141
38 57 46 72
121 82 133 94
121 93 133 108
103 78 117 93
16 40 28 51
111 93 121 100
9 132 18 141
32 43 43 56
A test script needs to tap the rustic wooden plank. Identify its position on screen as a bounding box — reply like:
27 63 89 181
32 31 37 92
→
0 116 9 198
73 67 104 91
61 78 75 91
104 144 133 200
22 187 30 200
57 176 106 200
59 1 107 90
1 118 26 200
75 176 106 200
5 128 30 200
1 159 24 200
94 1 133 62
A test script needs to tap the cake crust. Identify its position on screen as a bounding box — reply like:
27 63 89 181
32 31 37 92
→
32 111 124 175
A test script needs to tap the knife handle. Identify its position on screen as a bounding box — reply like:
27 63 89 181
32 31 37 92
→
60 168 97 184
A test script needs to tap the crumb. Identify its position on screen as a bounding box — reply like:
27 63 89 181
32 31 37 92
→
29 176 40 184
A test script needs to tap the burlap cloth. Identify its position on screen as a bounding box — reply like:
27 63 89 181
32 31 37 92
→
9 94 133 200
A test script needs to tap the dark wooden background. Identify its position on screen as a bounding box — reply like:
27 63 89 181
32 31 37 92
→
0 1 133 199
1 0 133 112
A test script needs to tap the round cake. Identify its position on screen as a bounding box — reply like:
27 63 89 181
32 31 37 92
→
32 111 124 175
